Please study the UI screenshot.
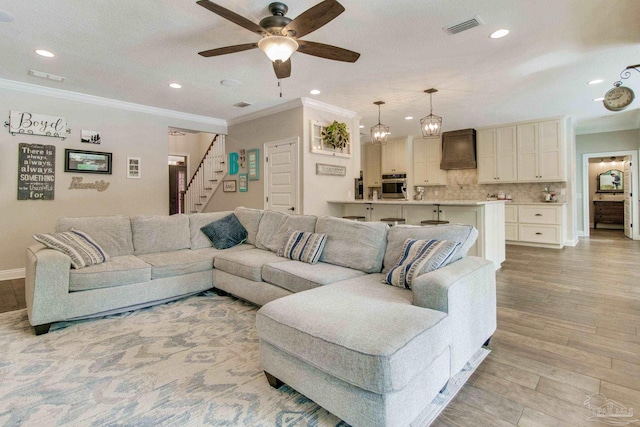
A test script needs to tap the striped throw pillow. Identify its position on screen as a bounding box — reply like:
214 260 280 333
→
277 228 327 264
385 238 460 289
33 228 110 269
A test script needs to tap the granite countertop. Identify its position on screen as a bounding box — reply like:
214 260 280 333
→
328 199 507 206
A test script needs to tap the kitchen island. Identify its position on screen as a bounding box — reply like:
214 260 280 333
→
328 199 506 270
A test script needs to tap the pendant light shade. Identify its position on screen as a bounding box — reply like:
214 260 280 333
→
420 88 442 138
370 101 390 145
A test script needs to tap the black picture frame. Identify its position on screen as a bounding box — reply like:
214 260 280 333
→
65 149 112 174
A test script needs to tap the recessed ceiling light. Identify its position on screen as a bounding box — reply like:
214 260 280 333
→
359 125 365 129
309 89 321 95
0 9 14 22
489 29 509 39
35 49 54 58
169 83 182 89
593 97 604 102
588 79 604 85
404 116 413 120
220 79 241 87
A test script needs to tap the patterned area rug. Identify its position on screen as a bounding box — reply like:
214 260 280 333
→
0 292 488 426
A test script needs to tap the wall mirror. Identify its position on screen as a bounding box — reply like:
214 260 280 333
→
597 169 623 193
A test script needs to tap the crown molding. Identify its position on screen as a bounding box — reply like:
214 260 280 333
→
0 78 227 127
300 97 358 119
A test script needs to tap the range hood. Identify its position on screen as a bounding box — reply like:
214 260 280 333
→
440 128 477 170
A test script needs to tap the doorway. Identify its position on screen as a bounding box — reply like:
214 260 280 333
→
264 138 300 214
168 156 187 214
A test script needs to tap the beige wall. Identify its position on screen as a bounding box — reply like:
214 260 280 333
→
169 132 215 180
0 86 225 274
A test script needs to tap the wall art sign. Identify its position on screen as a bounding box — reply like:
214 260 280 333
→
81 130 101 144
238 173 248 192
6 111 70 140
316 163 347 176
248 148 260 180
223 180 237 192
18 143 55 200
127 157 141 179
68 177 110 192
64 149 112 174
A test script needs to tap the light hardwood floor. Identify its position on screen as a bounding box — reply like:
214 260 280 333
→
2 229 639 426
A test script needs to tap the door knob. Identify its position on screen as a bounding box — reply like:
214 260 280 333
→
288 207 295 211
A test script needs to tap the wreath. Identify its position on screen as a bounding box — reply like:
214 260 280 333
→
321 121 349 150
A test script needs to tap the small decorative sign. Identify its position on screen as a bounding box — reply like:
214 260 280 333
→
7 111 70 140
223 180 237 192
316 163 346 176
127 157 141 179
81 130 101 144
248 148 259 180
18 143 56 200
238 173 248 192
68 177 110 192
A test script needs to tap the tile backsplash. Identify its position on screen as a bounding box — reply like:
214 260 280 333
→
414 169 567 203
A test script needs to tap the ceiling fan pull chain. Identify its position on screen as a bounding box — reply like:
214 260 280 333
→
278 79 283 98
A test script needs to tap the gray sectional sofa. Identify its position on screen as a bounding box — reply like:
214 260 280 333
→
26 206 496 426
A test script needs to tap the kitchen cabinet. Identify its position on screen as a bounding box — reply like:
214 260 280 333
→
343 203 372 221
477 126 517 183
506 203 565 248
517 120 564 182
381 138 408 174
413 137 446 186
363 144 382 189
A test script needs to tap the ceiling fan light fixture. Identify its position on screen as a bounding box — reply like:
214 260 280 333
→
421 88 443 138
370 101 390 145
258 36 298 63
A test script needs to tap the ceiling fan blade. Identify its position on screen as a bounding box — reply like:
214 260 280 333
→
281 0 345 38
297 40 360 62
196 0 267 36
198 43 258 57
273 59 292 79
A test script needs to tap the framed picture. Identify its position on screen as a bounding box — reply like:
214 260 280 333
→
238 173 248 192
127 157 141 179
248 148 260 180
223 180 236 192
64 149 112 174
81 130 101 144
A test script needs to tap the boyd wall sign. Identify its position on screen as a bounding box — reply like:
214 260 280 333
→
6 111 70 140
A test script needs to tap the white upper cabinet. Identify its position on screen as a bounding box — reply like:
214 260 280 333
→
477 126 517 184
413 137 446 186
381 138 408 174
517 120 564 182
363 143 382 188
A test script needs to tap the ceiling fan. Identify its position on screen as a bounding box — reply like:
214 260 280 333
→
196 0 360 79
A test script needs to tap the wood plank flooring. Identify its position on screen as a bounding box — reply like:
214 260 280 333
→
1 229 639 426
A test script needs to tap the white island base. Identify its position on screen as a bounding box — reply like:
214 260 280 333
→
329 200 506 270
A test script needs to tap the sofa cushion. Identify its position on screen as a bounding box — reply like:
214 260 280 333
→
132 214 191 255
383 224 478 274
262 261 366 293
214 248 288 282
137 249 213 279
190 243 254 259
69 255 151 292
34 229 110 269
315 216 388 273
189 211 234 249
56 215 134 256
256 278 451 394
256 210 318 252
234 207 264 246
200 214 247 249
385 239 461 289
277 229 326 264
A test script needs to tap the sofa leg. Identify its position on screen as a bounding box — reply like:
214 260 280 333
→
264 371 284 389
213 287 229 297
483 336 492 347
34 323 52 335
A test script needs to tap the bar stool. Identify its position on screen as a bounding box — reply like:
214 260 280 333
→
380 217 406 227
343 216 366 221
421 204 449 226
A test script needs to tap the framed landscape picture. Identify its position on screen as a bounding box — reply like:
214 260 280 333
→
64 149 112 174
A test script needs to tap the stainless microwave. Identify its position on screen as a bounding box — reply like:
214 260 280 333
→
381 173 407 199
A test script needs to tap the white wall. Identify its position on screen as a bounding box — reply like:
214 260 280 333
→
0 84 225 274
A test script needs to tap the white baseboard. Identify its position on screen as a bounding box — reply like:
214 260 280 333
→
0 268 26 281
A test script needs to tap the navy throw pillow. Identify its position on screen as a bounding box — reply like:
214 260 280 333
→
200 214 248 249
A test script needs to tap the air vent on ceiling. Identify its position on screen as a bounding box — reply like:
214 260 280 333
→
443 16 483 35
234 101 252 108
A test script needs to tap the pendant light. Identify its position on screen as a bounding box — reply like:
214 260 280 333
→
370 101 390 145
420 88 442 138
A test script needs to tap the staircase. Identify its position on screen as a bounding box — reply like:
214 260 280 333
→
183 135 226 214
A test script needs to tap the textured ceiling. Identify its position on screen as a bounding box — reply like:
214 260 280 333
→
1 0 639 139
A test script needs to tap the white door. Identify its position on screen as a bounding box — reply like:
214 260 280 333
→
264 138 299 213
624 159 633 238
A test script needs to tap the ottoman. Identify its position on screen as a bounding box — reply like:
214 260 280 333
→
256 278 452 427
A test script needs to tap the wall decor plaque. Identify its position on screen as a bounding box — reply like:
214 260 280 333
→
316 163 346 176
18 143 55 200
6 111 70 140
